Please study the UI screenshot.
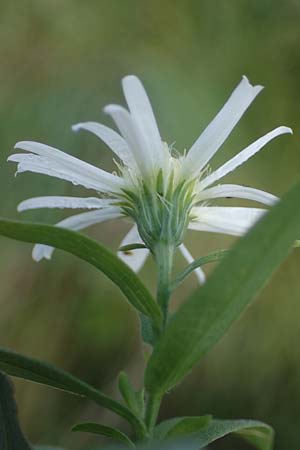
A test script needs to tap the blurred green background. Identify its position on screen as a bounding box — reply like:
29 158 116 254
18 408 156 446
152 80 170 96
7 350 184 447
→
0 1 299 449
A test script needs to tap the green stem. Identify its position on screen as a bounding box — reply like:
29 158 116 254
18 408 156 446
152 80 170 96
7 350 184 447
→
154 243 174 323
141 244 173 438
145 391 163 437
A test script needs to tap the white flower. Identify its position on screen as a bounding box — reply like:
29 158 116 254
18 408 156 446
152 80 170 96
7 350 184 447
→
8 75 292 284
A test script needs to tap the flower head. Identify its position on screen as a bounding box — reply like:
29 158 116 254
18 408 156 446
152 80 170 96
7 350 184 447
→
9 75 292 283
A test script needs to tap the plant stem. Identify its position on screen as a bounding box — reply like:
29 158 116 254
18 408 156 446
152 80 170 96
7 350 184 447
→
154 242 174 324
142 244 173 438
145 391 163 437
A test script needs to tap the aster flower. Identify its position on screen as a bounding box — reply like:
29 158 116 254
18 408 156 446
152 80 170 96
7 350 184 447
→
8 75 292 284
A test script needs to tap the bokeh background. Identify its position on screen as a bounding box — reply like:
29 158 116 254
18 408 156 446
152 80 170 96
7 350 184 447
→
0 1 300 449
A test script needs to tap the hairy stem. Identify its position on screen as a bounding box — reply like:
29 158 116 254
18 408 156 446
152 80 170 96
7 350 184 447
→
154 242 174 324
145 391 163 437
141 244 174 438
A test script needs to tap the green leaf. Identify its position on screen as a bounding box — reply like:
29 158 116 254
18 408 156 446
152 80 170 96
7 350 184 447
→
118 372 144 418
71 422 135 447
119 243 147 252
145 183 300 394
0 372 32 450
140 314 155 346
0 348 145 437
155 417 273 450
154 415 211 440
0 219 162 332
171 249 229 291
175 418 274 450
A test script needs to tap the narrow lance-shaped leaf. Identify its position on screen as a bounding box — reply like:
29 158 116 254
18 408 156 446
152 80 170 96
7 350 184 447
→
154 415 212 440
155 417 273 450
0 372 32 450
71 422 135 448
0 219 162 332
0 348 145 437
171 249 229 291
118 372 145 419
180 418 274 450
146 183 300 394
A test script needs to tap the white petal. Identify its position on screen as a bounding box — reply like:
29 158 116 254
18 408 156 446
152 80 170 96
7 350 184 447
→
104 104 152 176
183 76 263 177
18 196 115 212
179 244 206 285
122 75 164 168
72 121 135 167
198 126 292 191
9 153 116 193
117 224 149 273
9 141 123 193
197 184 278 206
189 206 266 236
32 207 122 261
32 244 53 261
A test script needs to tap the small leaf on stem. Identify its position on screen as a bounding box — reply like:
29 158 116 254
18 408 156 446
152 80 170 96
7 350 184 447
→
71 422 135 447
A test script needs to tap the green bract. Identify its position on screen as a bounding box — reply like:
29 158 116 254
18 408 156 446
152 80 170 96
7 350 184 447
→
120 173 196 253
